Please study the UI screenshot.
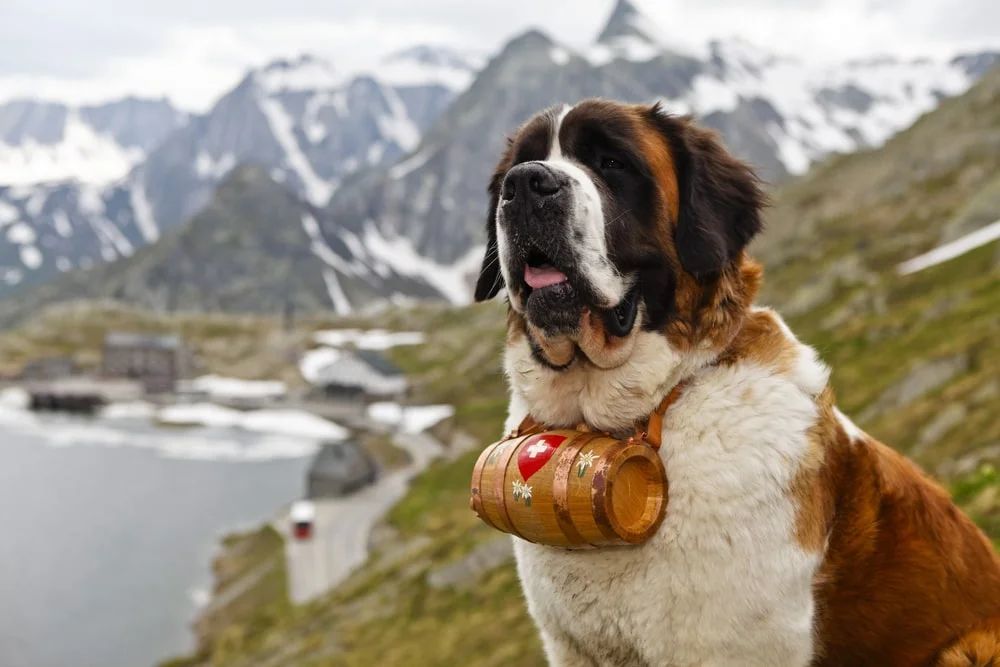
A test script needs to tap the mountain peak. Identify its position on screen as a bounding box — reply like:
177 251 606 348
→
501 29 557 55
253 54 343 94
382 45 476 71
596 0 653 46
375 45 480 91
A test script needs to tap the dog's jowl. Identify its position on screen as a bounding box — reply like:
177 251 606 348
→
473 99 1000 667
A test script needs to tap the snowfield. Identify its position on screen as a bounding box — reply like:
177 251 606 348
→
184 375 288 400
158 403 349 441
311 328 425 350
366 402 455 434
897 219 1000 275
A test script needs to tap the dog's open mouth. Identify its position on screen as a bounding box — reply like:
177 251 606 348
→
521 243 638 340
524 245 569 291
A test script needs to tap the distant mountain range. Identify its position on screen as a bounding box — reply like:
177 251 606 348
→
0 47 479 300
0 0 997 318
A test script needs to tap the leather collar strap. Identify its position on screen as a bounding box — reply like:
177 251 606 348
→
512 380 688 451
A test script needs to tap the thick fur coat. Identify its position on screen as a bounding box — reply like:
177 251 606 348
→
473 99 1000 666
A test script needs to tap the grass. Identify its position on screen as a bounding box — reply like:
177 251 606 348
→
161 526 291 666
363 433 413 471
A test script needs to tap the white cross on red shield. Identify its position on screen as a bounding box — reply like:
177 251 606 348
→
517 434 566 481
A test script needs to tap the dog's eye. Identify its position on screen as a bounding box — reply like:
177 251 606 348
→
600 156 624 171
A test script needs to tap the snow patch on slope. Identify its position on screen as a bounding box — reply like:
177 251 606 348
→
258 96 334 206
20 246 42 269
322 268 352 316
129 178 159 243
377 86 421 153
5 222 34 244
0 200 18 226
0 112 144 186
376 46 479 92
361 222 482 305
897 219 1000 275
388 147 437 180
52 210 73 238
195 152 237 179
255 56 344 94
301 213 368 278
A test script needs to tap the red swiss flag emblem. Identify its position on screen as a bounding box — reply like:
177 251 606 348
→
517 434 566 481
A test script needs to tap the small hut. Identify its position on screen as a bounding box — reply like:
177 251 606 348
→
306 442 378 499
311 349 407 403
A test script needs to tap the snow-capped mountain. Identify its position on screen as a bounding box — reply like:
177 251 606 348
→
0 164 479 326
0 97 187 186
1 0 998 317
0 47 478 299
315 0 1000 278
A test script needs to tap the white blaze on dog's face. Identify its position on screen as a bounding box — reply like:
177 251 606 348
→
493 104 628 316
475 99 766 419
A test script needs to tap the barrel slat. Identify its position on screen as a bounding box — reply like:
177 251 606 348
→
492 433 530 540
551 432 602 546
470 440 503 530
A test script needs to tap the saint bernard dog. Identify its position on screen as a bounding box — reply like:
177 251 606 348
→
472 99 1000 666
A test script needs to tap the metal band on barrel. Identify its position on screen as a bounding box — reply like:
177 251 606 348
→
590 440 630 543
471 440 503 531
552 432 602 546
495 433 531 541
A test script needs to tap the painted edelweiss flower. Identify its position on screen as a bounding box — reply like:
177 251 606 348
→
512 480 533 506
577 450 598 478
488 441 512 465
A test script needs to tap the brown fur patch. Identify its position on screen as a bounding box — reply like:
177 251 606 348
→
935 618 1000 666
525 321 576 368
790 388 839 554
716 304 797 374
661 254 763 354
808 423 1000 666
575 308 639 368
505 308 527 344
632 106 680 223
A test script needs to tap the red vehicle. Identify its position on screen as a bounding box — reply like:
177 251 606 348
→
290 500 316 541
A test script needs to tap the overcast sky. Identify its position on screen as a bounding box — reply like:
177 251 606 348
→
1 0 998 112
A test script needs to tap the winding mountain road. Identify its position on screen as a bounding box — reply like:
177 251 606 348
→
282 430 444 604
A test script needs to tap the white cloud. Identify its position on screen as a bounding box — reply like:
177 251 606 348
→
0 18 464 111
0 0 996 111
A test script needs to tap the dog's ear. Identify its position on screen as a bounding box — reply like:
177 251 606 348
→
649 106 767 280
474 139 514 302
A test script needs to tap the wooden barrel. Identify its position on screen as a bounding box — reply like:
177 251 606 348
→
470 429 668 548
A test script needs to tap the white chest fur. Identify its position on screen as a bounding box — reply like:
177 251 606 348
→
507 360 826 667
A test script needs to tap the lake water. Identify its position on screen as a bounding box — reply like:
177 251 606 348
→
0 407 315 667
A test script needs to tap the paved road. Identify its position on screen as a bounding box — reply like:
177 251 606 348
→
282 430 444 604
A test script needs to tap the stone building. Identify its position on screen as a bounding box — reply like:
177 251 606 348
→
102 332 190 394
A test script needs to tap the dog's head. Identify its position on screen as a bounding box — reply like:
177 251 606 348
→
475 100 767 429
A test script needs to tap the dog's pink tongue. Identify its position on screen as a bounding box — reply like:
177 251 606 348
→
525 265 567 289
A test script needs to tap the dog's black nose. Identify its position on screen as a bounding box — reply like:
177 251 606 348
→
501 163 562 202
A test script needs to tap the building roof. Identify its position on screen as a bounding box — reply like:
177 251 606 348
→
290 500 316 522
105 332 183 350
355 349 403 377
